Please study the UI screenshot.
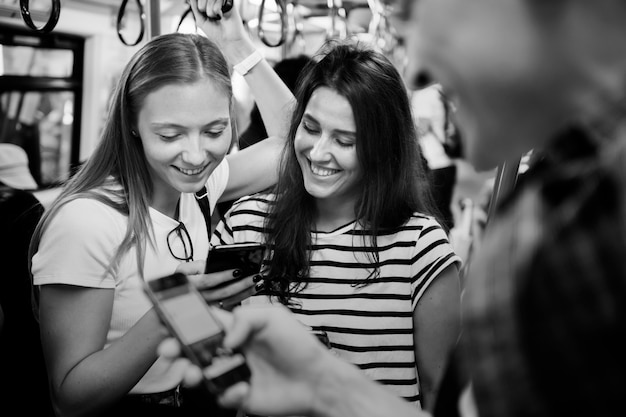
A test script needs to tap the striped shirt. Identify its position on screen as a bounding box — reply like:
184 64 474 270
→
212 193 461 408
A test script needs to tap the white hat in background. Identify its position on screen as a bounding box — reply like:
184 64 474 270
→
0 143 38 190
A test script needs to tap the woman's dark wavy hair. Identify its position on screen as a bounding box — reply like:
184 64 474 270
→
265 40 436 304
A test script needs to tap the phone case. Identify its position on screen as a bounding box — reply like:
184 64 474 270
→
144 273 251 394
205 243 266 276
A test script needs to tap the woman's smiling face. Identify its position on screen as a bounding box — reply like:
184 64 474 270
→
294 87 363 207
136 78 232 200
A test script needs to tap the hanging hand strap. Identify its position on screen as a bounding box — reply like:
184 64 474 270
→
117 0 145 47
258 0 288 47
176 5 193 32
20 0 61 34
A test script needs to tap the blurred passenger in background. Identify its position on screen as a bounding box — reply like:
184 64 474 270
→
412 84 459 232
0 143 52 416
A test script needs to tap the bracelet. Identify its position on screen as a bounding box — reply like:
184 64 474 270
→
233 50 263 76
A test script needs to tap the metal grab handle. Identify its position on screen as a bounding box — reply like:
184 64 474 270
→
117 0 146 47
366 0 399 55
326 0 347 41
285 2 306 55
258 0 288 48
20 0 61 34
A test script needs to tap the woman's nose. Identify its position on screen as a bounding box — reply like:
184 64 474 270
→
181 136 206 165
308 134 331 161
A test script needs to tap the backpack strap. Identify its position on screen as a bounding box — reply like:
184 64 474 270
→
195 186 212 239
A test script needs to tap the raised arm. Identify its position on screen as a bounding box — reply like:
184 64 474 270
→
191 0 294 139
190 0 296 201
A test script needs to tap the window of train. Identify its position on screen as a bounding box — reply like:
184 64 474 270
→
0 24 84 188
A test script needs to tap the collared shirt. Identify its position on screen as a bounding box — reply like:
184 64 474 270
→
449 125 626 417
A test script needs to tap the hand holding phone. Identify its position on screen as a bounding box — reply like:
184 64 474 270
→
144 272 251 394
196 243 267 309
205 242 266 276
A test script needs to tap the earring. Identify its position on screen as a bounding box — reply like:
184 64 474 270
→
131 130 138 137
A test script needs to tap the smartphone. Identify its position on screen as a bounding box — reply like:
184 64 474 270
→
205 242 267 276
144 272 251 394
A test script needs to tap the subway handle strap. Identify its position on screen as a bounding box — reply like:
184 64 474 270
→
195 186 212 239
117 0 145 47
20 0 61 33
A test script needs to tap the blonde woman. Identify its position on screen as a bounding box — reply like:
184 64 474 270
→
29 2 292 415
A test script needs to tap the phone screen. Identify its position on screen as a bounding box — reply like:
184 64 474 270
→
161 293 221 345
147 273 224 349
146 273 252 393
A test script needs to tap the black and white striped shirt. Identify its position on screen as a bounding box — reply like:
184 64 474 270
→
212 193 461 408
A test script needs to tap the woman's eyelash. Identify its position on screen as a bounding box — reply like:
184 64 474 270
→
158 134 179 140
303 123 319 133
205 130 225 137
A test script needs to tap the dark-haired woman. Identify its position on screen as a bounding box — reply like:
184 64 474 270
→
210 41 461 412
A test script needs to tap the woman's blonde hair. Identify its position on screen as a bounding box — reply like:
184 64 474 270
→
30 33 233 280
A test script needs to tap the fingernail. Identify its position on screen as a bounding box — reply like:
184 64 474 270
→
252 274 262 283
254 282 265 293
233 269 243 278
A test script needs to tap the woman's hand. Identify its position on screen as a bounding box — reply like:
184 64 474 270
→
188 0 255 64
176 261 265 310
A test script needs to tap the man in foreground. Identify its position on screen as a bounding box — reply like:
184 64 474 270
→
161 0 626 416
